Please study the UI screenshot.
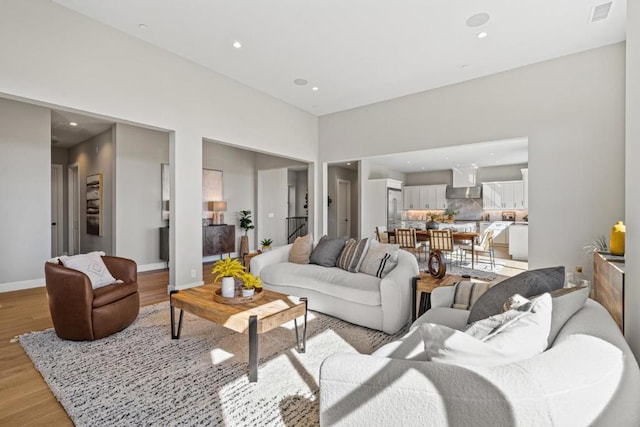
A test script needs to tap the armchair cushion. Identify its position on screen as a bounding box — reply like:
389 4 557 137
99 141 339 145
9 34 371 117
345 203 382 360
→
92 281 138 308
59 251 117 289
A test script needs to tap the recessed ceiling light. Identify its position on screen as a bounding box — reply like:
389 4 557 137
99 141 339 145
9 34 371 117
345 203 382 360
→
421 167 425 170
477 32 488 39
232 41 242 49
293 78 308 86
466 12 490 27
445 157 449 160
69 122 78 127
312 86 319 91
138 24 147 30
346 162 351 166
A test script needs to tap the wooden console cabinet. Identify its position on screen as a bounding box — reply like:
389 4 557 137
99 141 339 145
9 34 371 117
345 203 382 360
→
203 224 235 256
593 252 625 332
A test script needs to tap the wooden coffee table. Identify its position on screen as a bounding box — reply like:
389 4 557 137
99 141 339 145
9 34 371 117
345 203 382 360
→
411 273 467 322
169 284 308 382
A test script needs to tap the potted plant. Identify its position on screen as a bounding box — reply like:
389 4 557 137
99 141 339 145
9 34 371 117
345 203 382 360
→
240 272 263 297
238 210 255 257
444 208 459 222
212 256 245 297
260 238 273 252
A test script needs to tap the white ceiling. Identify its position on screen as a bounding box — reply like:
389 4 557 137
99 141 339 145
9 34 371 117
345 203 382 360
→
51 110 113 148
53 0 626 116
365 138 528 173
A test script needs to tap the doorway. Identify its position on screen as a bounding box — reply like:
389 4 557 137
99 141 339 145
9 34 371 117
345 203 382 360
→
337 179 351 238
51 164 64 256
68 162 80 255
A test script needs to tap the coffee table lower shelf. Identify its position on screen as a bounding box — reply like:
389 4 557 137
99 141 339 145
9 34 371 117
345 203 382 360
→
169 285 308 382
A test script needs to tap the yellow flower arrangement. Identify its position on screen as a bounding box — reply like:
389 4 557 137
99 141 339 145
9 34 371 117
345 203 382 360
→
211 256 245 283
240 272 263 290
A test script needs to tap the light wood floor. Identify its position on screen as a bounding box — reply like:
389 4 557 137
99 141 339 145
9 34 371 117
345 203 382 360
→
0 264 221 426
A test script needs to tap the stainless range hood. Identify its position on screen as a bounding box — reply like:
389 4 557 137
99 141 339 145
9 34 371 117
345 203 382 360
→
446 186 482 199
447 167 482 198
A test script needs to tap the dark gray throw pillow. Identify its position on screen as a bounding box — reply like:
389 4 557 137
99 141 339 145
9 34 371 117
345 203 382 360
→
467 266 565 323
309 235 347 267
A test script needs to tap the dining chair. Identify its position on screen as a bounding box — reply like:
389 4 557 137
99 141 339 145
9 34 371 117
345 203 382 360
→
394 228 425 261
429 229 458 266
460 229 495 268
375 225 389 243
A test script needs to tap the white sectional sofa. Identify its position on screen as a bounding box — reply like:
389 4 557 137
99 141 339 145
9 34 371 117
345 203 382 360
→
319 285 640 426
250 244 419 334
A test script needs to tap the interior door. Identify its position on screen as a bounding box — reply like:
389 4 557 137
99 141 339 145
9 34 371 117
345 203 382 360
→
337 179 351 238
51 164 64 256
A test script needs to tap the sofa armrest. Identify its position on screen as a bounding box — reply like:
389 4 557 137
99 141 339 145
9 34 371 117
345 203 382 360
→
44 262 94 340
379 249 419 334
430 285 456 308
102 255 137 284
250 244 293 277
321 334 626 427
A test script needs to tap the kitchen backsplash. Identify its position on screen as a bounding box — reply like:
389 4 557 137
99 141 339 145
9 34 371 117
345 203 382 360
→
404 198 528 222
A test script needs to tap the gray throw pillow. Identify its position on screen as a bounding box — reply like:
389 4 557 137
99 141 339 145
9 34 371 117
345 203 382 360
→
547 285 590 347
467 266 565 324
309 235 347 267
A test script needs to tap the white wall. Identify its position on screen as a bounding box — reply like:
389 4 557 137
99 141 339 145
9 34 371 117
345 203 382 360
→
626 2 640 357
69 128 115 255
114 123 170 268
202 141 256 255
0 98 50 289
0 0 318 290
257 169 288 247
320 44 625 282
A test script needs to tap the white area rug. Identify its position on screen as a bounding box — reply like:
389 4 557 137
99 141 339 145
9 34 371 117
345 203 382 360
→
19 302 404 426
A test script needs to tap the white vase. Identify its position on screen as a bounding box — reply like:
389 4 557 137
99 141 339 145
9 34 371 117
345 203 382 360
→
242 288 255 297
221 276 235 298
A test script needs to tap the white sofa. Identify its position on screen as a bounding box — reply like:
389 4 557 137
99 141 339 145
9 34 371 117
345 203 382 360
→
320 285 640 426
250 244 419 334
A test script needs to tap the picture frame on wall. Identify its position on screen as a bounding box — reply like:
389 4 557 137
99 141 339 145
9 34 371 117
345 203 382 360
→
161 163 170 221
86 173 102 236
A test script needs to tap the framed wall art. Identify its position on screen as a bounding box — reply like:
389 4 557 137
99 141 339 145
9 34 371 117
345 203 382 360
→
86 173 102 236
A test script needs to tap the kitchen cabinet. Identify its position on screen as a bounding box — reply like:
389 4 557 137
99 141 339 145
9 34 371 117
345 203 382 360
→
508 224 528 261
403 184 446 210
403 186 420 209
483 181 525 209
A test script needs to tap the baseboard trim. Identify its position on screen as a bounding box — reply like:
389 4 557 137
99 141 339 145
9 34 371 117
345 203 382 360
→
138 262 167 272
172 280 205 291
0 278 45 293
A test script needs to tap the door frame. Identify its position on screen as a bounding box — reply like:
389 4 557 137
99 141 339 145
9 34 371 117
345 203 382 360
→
52 164 64 256
68 162 80 255
336 179 351 238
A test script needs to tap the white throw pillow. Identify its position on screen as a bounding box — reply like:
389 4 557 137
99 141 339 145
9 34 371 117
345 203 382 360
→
420 293 552 367
358 240 399 278
59 251 118 289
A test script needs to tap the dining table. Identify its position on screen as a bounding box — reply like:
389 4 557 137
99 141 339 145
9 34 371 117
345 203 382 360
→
387 229 481 269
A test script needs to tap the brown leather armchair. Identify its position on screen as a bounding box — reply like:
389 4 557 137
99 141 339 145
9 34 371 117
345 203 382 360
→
44 256 140 341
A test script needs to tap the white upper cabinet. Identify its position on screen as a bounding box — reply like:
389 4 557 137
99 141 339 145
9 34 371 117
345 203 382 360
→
403 186 420 209
404 184 447 210
483 181 525 209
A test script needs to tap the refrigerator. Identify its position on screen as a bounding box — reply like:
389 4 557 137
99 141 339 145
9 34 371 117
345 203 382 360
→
387 188 403 231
